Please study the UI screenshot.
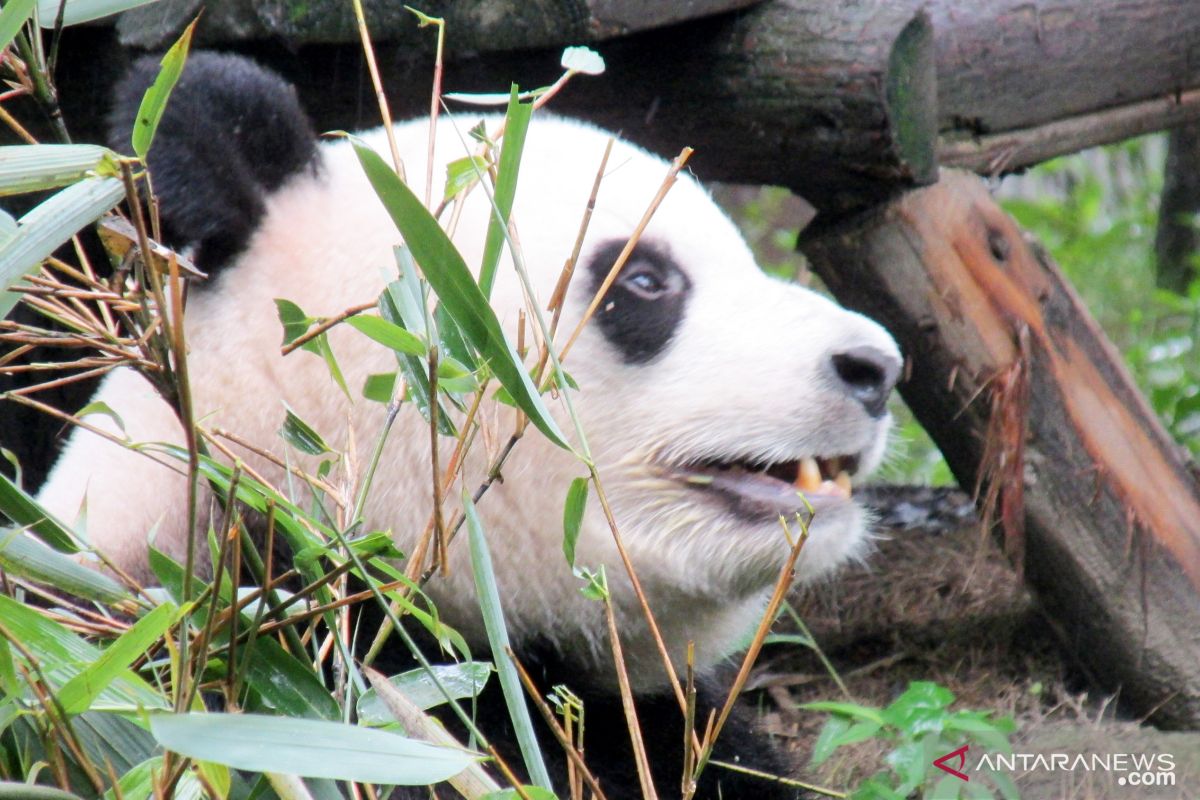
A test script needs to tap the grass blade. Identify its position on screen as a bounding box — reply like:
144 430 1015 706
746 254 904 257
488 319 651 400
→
463 493 552 790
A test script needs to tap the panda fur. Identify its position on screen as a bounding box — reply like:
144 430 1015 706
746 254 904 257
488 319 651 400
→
37 53 902 798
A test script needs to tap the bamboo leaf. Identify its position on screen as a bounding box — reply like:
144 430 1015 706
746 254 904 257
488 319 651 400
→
148 713 478 785
0 0 35 52
357 662 492 724
0 177 124 321
561 476 588 568
58 601 182 714
443 155 487 203
347 314 427 357
131 17 197 160
279 406 332 456
0 527 127 602
464 494 552 790
362 372 396 404
36 0 161 27
0 595 167 710
0 144 119 196
348 137 569 450
0 470 79 551
478 86 532 298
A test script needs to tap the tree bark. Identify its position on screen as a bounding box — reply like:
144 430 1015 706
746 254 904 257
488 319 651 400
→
802 170 1200 729
1155 122 1200 293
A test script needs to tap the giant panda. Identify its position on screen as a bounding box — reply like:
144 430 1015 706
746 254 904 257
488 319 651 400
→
36 52 901 798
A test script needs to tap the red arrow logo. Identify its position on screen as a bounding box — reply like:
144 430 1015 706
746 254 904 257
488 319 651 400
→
933 744 970 781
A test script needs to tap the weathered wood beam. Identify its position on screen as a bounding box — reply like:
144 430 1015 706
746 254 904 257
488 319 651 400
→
802 170 1200 729
940 88 1200 176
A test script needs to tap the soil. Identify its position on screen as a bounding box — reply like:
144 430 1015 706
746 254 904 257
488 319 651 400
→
750 486 1200 800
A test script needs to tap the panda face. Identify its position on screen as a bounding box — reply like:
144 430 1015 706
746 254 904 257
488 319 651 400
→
38 100 899 694
414 118 902 686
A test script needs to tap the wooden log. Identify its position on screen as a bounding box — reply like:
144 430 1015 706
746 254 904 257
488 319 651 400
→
802 170 1200 729
115 0 761 50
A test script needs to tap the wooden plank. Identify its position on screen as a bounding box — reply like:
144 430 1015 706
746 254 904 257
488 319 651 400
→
803 170 1200 729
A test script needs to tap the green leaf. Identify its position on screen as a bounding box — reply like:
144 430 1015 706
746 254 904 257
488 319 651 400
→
362 371 397 403
0 526 127 602
102 755 161 800
0 177 124 321
926 773 964 800
312 332 350 398
58 601 183 715
148 712 477 785
0 595 167 711
0 782 88 800
478 86 532 298
561 476 588 568
35 0 160 26
0 144 120 196
575 564 608 601
130 18 196 160
239 634 341 720
347 314 427 357
0 636 16 696
480 789 557 800
348 136 569 450
833 719 884 748
464 493 552 790
800 701 886 726
443 155 487 203
357 662 492 724
0 471 79 551
810 715 851 766
275 298 315 346
882 681 954 735
0 0 35 52
76 400 127 437
279 406 332 456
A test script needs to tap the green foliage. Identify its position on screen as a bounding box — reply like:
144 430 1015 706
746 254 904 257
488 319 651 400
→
1001 138 1199 455
805 681 1018 800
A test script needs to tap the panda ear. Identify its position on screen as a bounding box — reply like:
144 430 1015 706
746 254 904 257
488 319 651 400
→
107 52 318 274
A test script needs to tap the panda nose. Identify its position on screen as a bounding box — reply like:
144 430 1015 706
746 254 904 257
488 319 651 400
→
830 346 900 417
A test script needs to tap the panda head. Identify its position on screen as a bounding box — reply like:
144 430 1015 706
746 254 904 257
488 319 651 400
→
67 53 900 692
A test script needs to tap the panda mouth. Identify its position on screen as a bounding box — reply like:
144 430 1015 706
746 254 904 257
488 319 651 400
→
676 454 860 519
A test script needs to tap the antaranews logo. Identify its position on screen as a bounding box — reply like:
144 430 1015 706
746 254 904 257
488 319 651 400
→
933 745 1179 789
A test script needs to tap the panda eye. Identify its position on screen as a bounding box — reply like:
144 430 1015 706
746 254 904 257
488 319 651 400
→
622 269 667 298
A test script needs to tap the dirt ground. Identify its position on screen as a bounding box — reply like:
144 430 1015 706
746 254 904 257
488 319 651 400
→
751 486 1200 800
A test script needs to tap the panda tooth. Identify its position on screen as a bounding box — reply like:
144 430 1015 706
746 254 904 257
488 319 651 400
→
797 457 822 492
835 470 853 497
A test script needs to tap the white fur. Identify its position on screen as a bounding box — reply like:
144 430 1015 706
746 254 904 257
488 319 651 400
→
38 117 899 691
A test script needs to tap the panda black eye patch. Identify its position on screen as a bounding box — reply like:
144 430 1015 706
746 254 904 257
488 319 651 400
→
586 239 692 364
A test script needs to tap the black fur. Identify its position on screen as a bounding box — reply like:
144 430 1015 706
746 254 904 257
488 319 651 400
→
589 239 692 364
372 633 805 799
107 52 317 273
